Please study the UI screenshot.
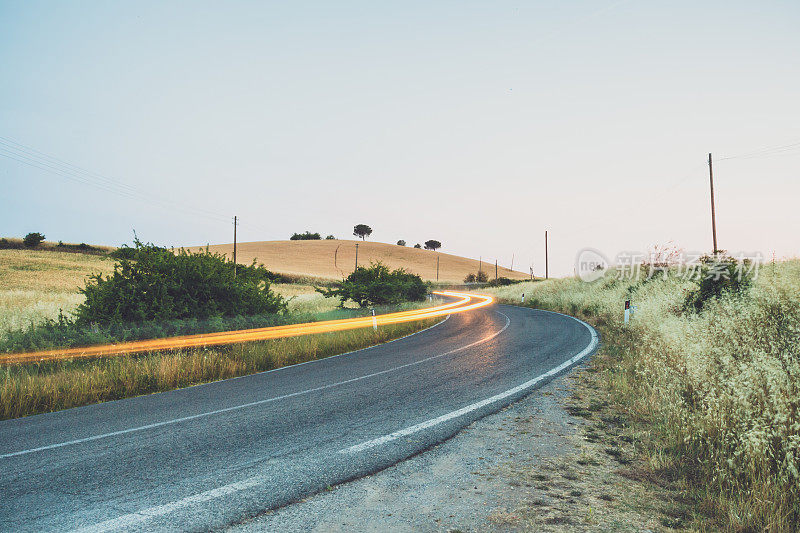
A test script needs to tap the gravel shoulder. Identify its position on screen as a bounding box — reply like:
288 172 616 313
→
228 364 684 532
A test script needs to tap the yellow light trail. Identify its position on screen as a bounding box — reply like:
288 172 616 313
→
0 291 494 365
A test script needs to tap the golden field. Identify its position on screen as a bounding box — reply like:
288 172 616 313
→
0 249 114 335
193 239 530 282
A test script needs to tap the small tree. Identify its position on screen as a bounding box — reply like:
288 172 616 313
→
316 261 427 307
353 224 372 240
413 243 422 249
476 270 489 282
396 240 406 246
23 232 46 247
424 240 441 251
325 235 336 240
464 273 476 283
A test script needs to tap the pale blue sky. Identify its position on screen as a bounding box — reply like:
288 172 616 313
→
2 0 798 275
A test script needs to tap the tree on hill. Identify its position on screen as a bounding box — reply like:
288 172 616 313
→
23 232 46 247
413 243 421 249
325 235 336 240
424 240 441 251
290 231 321 240
353 224 372 240
396 240 406 246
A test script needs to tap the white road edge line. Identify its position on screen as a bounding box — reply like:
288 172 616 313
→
2 314 509 460
339 312 598 455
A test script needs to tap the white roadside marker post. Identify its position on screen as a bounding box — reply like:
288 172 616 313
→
624 300 631 324
372 308 377 332
521 293 525 303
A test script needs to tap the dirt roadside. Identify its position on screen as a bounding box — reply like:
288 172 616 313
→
228 362 691 532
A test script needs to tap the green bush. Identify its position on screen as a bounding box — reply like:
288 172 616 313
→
317 261 428 307
23 232 45 247
464 273 476 283
75 240 286 325
683 255 754 312
476 270 489 282
290 231 321 240
108 245 138 260
487 276 517 287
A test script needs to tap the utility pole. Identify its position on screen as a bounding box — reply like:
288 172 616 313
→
708 153 718 255
233 215 238 278
511 253 514 272
530 266 533 280
436 254 440 282
478 256 482 276
495 259 498 281
354 242 359 271
545 230 549 280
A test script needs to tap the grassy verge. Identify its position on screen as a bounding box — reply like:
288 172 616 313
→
479 260 800 531
1 315 441 420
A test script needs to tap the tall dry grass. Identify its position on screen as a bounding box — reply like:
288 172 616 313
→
482 260 800 531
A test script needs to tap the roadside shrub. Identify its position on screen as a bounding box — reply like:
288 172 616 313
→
487 276 516 287
108 245 138 260
23 232 45 247
476 270 489 282
75 240 286 324
317 261 428 307
464 273 476 283
683 254 753 312
290 231 321 240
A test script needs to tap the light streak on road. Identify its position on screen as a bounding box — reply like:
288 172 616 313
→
0 291 493 365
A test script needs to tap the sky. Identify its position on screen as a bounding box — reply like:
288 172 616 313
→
1 0 798 276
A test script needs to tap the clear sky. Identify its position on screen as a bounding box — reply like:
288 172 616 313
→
2 1 798 276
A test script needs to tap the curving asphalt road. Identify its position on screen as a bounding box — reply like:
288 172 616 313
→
0 301 598 532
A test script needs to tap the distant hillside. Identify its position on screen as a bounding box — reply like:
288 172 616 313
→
194 240 530 282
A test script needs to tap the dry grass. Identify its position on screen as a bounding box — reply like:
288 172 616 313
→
0 250 114 335
480 260 800 531
270 282 355 314
189 239 530 282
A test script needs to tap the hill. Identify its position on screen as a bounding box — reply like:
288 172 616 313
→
194 240 530 282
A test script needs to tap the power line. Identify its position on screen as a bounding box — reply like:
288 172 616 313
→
717 140 800 161
0 136 276 238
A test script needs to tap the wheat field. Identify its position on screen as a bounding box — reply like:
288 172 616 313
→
0 250 114 335
192 239 530 282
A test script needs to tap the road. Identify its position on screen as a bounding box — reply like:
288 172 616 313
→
0 300 597 532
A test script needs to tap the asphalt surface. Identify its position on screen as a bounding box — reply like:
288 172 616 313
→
0 301 597 532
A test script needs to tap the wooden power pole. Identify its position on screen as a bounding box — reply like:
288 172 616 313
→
708 153 718 255
436 254 440 281
495 259 498 281
233 215 238 278
354 242 359 271
545 230 549 279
